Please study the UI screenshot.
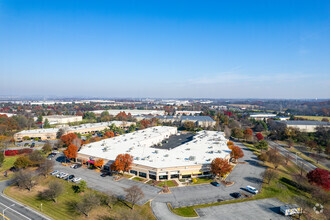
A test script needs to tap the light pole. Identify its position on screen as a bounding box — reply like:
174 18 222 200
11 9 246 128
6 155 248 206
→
3 204 15 220
295 152 300 164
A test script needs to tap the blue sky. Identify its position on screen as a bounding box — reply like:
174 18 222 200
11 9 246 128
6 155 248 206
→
0 0 329 99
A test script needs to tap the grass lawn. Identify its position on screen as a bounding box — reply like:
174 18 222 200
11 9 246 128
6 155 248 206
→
4 175 156 220
295 115 330 121
157 180 177 187
132 177 146 182
192 177 213 185
0 155 19 181
168 203 198 217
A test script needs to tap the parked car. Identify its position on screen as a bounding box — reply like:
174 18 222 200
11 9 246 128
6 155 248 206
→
211 181 220 187
230 192 241 198
30 143 35 148
50 170 59 175
73 164 81 169
71 177 82 183
61 174 69 179
24 143 29 146
101 173 108 177
66 175 75 180
246 185 258 194
56 172 65 178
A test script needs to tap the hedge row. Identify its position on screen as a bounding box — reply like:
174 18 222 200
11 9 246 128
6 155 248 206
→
4 149 33 156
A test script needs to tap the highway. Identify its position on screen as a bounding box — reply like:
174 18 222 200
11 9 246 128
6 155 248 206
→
267 140 316 172
0 180 51 220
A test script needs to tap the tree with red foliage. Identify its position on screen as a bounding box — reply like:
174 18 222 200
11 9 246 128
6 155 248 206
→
210 158 232 179
306 168 330 191
140 119 151 129
60 133 78 147
230 146 244 162
224 111 232 117
116 112 128 121
64 144 78 161
110 154 133 173
255 133 264 141
244 128 253 141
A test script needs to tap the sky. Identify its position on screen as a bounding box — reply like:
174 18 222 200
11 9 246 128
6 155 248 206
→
0 0 330 99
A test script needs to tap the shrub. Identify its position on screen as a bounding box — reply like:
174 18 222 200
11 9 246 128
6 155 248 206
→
258 152 269 162
192 178 197 183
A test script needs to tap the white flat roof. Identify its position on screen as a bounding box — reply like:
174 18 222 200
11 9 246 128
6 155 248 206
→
78 126 231 168
91 109 165 116
15 121 134 135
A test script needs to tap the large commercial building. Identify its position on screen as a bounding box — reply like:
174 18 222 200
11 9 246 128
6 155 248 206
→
92 109 165 116
13 121 135 141
36 115 83 125
249 113 277 120
282 120 330 132
135 115 216 128
77 126 230 180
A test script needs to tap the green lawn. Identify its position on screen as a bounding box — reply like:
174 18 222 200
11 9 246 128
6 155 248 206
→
157 180 177 187
0 156 19 181
5 175 156 220
192 177 213 185
295 115 330 121
132 177 146 182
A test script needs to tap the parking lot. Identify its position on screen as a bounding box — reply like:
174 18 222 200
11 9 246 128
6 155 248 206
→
53 155 162 205
51 141 266 208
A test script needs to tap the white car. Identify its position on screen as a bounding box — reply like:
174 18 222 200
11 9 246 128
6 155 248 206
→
50 170 59 175
246 185 258 194
61 174 69 179
71 177 82 183
56 172 66 178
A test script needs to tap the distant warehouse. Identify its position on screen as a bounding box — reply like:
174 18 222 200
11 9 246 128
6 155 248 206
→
280 120 330 132
34 115 83 125
91 109 165 116
77 126 230 181
13 121 135 141
135 115 216 128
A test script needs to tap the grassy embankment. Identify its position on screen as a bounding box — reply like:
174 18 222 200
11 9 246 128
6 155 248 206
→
170 143 327 218
4 175 156 220
0 156 19 181
295 115 330 121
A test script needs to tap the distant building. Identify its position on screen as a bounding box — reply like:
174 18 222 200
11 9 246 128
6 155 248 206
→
77 126 230 180
0 112 16 117
175 111 202 116
91 109 165 116
135 115 216 128
13 121 135 141
36 115 83 125
283 120 330 132
250 113 277 120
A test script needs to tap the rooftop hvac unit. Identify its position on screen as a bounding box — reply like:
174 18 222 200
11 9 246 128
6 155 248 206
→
189 156 196 161
217 150 221 153
102 147 108 152
185 148 190 151
164 154 169 157
155 150 158 154
135 157 140 160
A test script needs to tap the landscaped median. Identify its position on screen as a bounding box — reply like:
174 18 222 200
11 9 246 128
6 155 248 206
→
4 175 156 220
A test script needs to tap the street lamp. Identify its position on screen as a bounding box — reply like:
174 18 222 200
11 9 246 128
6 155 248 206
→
3 204 15 220
295 152 300 164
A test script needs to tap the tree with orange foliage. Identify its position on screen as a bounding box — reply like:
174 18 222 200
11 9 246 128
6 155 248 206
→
94 159 104 168
227 141 234 149
230 146 244 162
64 144 78 161
243 128 253 141
111 154 133 173
60 133 78 147
211 158 232 179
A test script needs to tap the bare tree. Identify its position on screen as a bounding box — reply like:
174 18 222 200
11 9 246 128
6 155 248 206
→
284 152 293 165
56 128 65 139
125 186 144 209
75 193 100 217
39 160 54 177
100 191 117 209
267 149 283 169
13 170 36 191
263 169 278 184
224 126 232 139
40 181 64 203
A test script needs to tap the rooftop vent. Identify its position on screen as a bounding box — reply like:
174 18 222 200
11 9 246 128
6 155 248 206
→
189 156 196 161
164 154 169 157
